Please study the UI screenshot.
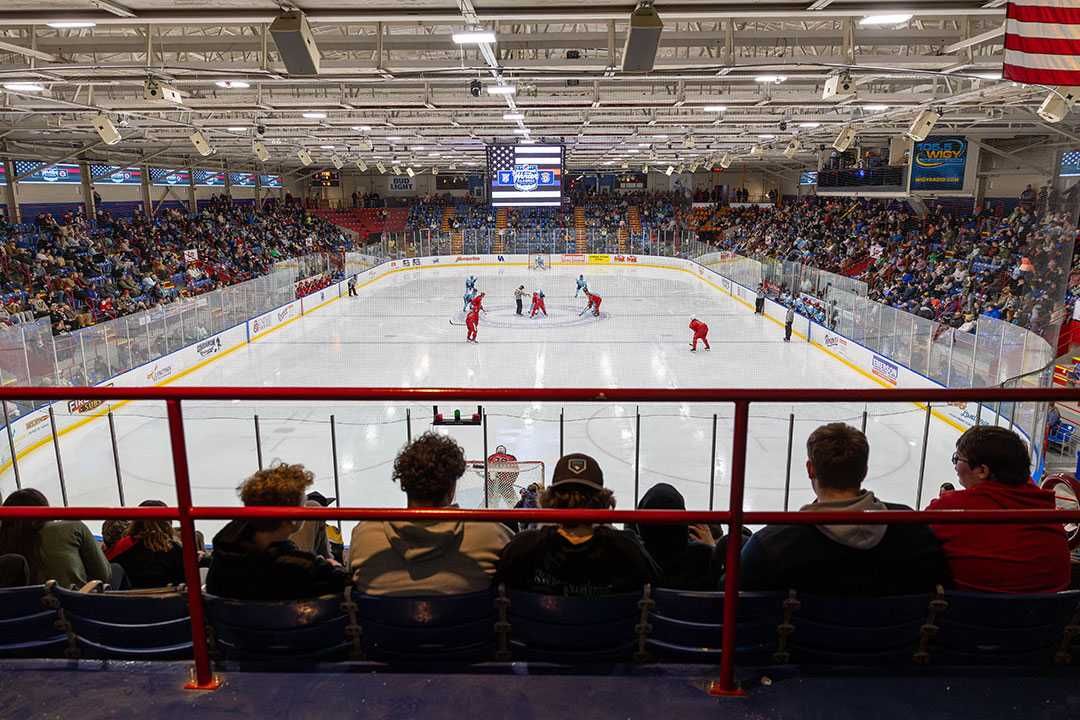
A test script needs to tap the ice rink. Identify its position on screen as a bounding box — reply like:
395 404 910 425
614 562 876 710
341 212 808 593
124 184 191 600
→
0 260 964 536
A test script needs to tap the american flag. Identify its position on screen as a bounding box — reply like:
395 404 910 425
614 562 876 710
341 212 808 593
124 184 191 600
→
1003 0 1080 86
1061 150 1080 177
487 143 563 207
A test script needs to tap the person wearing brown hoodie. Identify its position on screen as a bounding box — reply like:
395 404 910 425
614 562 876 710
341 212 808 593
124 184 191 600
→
738 423 948 595
927 426 1069 593
349 433 511 596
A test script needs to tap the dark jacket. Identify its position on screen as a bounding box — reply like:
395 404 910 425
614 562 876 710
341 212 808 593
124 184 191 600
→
109 537 186 588
632 483 719 590
206 519 349 601
496 525 660 596
738 491 949 595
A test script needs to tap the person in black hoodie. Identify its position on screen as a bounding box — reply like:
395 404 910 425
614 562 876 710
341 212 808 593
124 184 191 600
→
631 483 720 590
496 453 659 596
738 423 948 595
206 463 348 601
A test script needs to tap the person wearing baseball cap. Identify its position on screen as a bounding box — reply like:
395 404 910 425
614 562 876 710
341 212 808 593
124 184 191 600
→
495 453 659 596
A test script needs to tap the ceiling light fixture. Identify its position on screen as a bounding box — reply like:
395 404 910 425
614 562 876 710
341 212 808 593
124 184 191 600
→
503 112 525 120
47 21 96 29
486 85 517 95
703 106 727 112
859 14 913 26
226 126 247 132
352 125 371 131
754 75 786 84
302 112 327 119
3 82 45 92
452 31 497 44
799 122 822 128
215 80 250 89
863 104 890 112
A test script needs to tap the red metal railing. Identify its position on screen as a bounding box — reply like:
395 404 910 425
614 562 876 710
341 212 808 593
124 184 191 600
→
1 385 1080 696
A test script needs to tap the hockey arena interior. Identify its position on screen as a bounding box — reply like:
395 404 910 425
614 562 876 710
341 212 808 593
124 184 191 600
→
0 2 1078 718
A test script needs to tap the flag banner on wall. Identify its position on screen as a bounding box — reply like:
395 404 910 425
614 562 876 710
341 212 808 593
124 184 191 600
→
1003 0 1080 86
15 160 82 184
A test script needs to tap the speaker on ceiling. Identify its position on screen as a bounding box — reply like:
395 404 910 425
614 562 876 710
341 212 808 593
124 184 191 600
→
621 2 663 72
269 11 321 76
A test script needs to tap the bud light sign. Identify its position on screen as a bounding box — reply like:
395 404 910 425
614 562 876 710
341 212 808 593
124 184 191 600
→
909 136 968 192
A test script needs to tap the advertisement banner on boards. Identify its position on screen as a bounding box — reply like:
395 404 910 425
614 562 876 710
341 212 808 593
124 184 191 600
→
909 136 968 192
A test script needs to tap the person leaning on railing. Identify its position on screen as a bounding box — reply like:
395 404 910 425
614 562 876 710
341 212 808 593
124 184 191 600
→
205 463 348 601
926 426 1071 593
737 423 950 595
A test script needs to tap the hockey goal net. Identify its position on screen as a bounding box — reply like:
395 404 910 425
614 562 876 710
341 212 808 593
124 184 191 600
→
467 458 546 508
529 253 552 270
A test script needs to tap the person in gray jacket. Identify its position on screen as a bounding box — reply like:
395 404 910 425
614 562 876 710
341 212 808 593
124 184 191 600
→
784 305 795 342
514 285 527 316
350 433 511 595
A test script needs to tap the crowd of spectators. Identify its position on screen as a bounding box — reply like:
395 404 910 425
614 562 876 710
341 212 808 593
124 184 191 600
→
0 422 1071 600
701 198 1077 338
0 195 347 336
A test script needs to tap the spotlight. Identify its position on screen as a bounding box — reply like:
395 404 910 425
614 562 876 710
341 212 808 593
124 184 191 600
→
469 79 482 97
406 167 415 177
356 159 368 171
905 109 939 141
750 144 763 156
783 139 800 158
331 154 344 170
833 125 856 152
664 165 675 176
253 141 271 162
719 153 733 169
297 148 313 166
375 162 386 174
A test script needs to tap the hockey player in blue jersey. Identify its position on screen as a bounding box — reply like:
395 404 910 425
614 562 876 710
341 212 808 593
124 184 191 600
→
574 274 588 298
465 275 477 293
463 287 478 312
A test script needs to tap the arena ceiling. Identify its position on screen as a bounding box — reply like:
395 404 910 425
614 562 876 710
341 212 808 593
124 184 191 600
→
0 0 1070 181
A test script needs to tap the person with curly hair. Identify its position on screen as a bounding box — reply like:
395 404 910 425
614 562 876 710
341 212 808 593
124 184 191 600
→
495 453 659 596
349 432 512 595
206 463 348 600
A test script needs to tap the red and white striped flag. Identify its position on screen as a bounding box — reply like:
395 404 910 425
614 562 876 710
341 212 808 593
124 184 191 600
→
1003 0 1080 86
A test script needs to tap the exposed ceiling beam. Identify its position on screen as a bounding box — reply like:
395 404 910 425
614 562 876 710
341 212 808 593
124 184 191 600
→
0 39 57 63
940 23 1005 54
89 0 137 18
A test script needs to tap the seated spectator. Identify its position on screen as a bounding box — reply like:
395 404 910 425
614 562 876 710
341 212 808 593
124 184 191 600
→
630 482 719 590
106 500 186 588
927 426 1070 593
350 433 511 595
739 423 948 595
496 453 659 596
0 553 29 587
100 518 130 555
206 463 348 600
289 491 336 561
0 488 112 588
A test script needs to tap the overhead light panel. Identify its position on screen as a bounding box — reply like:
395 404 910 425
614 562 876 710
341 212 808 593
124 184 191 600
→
754 75 786 84
703 105 727 112
47 21 96 29
226 126 247 132
452 30 497 44
3 82 45 93
215 80 250 89
486 85 517 95
905 108 940 141
863 104 890 112
352 125 371 131
859 14 913 26
503 112 525 120
302 111 326 119
799 122 822 128
757 134 776 140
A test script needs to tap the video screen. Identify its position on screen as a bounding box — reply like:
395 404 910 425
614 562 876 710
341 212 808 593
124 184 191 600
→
1061 150 1080 177
799 170 818 186
487 143 563 207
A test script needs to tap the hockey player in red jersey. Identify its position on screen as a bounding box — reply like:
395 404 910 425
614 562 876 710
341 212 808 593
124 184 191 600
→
465 305 481 343
530 290 548 318
689 317 711 351
486 444 520 507
579 290 602 317
469 291 486 314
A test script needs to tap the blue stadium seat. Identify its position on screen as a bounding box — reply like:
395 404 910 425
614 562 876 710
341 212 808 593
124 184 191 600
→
786 591 934 665
350 588 497 662
51 584 192 660
931 589 1080 665
0 585 66 658
645 588 787 663
499 585 648 663
203 592 355 665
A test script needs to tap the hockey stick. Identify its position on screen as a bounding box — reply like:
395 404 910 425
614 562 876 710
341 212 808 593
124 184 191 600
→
449 319 466 326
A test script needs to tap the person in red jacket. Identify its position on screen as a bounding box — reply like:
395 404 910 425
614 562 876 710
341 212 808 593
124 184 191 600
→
530 290 547 318
579 290 602 317
689 317 710 351
927 426 1070 593
465 305 481 343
